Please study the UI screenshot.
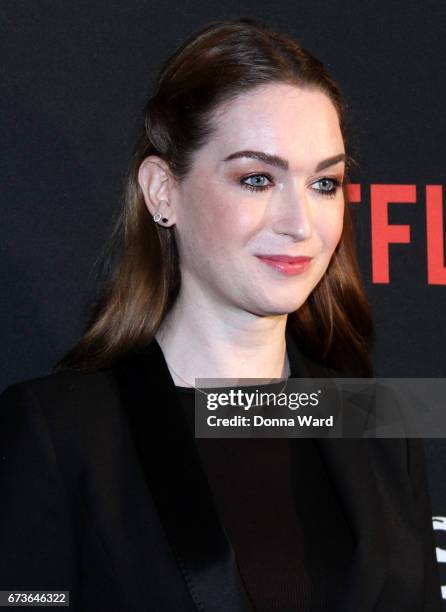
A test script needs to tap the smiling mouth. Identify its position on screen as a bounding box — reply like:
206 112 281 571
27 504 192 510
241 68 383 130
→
255 255 313 276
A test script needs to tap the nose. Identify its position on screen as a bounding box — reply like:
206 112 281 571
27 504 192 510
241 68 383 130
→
272 187 313 241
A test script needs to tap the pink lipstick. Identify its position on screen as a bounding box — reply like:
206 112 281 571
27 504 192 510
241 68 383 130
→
256 254 313 276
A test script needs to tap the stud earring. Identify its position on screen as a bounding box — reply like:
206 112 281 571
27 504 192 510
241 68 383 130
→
153 200 169 224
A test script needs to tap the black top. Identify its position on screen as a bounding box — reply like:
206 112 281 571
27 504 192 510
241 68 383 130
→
175 382 355 612
0 331 442 611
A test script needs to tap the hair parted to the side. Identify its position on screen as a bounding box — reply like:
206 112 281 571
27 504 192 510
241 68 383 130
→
54 17 374 377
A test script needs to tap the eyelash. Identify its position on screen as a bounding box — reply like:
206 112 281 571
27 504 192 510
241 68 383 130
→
240 173 343 198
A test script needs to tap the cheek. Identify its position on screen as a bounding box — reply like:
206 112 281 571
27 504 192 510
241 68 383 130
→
187 184 260 251
177 186 243 259
315 202 344 252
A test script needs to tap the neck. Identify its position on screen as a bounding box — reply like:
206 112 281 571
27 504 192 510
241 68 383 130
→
155 291 290 387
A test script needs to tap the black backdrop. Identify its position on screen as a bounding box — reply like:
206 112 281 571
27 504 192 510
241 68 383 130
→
2 0 446 604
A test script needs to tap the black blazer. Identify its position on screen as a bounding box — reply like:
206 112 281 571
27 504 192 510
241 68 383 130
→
0 330 442 612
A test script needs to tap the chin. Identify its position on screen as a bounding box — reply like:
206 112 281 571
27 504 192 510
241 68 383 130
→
249 295 311 317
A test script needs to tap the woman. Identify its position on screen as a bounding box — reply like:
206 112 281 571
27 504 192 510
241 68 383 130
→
0 17 441 612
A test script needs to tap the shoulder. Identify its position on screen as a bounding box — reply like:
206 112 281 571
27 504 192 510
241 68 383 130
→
0 367 122 431
0 365 138 484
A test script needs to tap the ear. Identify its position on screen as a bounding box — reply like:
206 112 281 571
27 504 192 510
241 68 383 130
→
137 155 177 227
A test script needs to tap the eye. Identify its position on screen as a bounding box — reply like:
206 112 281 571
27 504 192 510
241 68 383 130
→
239 174 343 196
240 173 274 192
312 177 343 198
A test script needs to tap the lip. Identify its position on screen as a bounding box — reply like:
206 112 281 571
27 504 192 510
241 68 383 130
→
256 254 313 276
256 254 313 263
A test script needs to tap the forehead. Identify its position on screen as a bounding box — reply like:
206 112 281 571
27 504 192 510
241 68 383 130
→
208 83 344 167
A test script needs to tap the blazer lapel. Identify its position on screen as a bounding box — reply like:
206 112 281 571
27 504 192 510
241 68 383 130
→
286 329 388 612
114 327 388 612
113 337 254 612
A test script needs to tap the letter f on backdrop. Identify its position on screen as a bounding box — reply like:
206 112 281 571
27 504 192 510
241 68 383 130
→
371 184 415 283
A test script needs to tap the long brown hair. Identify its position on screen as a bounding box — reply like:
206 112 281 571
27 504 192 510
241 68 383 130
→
54 17 373 377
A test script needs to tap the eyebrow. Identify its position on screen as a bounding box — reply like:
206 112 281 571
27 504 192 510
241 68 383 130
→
222 150 349 172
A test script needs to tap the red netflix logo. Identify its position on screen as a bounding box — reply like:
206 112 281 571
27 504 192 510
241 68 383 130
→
347 184 445 285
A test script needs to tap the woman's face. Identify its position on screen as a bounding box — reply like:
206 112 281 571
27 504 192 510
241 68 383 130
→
172 82 346 317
